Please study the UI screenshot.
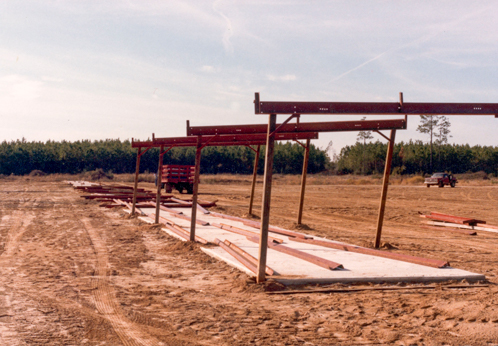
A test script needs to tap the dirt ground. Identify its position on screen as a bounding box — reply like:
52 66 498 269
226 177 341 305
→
1 176 498 346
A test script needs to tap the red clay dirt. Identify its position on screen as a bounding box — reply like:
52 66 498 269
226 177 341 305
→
0 176 497 345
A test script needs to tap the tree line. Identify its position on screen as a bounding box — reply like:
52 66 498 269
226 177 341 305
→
1 137 496 177
335 140 498 176
0 139 328 176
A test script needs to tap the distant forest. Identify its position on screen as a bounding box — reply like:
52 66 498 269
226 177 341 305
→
0 139 328 176
0 138 497 176
335 140 498 176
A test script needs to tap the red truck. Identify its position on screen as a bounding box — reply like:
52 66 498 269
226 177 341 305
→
158 165 195 194
424 172 457 188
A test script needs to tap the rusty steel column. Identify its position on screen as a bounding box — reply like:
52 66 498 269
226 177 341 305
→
297 138 311 225
248 145 261 216
257 114 276 283
375 130 396 248
131 147 142 215
155 145 164 224
190 136 202 241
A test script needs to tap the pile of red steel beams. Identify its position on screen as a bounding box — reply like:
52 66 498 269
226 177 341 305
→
70 182 216 210
420 211 498 234
420 212 486 226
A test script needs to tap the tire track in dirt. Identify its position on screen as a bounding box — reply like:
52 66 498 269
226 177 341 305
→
460 190 474 201
80 217 163 346
0 202 35 346
0 209 34 263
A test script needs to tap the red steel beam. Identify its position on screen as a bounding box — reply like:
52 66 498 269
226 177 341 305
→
430 212 486 225
210 222 284 244
420 212 486 226
223 239 274 276
214 238 258 275
208 211 313 239
188 119 406 136
247 237 344 270
131 132 319 148
255 92 498 115
151 213 208 244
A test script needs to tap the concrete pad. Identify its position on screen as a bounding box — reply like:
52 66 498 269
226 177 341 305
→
138 207 485 284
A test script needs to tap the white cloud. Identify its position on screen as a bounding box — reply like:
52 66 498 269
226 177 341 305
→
201 65 216 73
0 75 43 101
267 74 296 82
212 0 234 54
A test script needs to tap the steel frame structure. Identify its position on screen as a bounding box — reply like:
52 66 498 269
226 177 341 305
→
130 131 320 241
130 91 498 284
188 113 408 283
250 92 498 283
188 117 407 220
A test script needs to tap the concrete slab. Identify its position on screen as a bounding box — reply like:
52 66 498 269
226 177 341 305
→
137 207 485 284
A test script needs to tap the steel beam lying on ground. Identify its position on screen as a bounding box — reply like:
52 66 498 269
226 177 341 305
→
290 237 450 269
420 212 486 226
151 213 208 244
247 237 344 270
210 222 284 244
223 239 274 276
423 221 498 234
214 238 258 274
208 211 313 239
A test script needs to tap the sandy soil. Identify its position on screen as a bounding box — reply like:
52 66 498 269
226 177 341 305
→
0 176 497 345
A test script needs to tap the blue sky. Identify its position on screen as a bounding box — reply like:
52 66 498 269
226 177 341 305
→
1 1 497 157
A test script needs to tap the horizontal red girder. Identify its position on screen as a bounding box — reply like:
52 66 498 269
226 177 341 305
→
131 132 319 148
188 118 406 136
255 93 498 115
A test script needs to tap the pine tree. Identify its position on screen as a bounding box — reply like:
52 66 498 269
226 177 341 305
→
417 115 452 172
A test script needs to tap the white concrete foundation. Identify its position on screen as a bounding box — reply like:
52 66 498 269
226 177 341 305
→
137 207 485 284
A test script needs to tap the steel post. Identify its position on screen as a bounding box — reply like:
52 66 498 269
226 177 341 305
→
190 136 202 241
257 114 276 283
248 145 261 215
131 147 141 215
297 139 310 225
154 145 164 224
375 130 396 248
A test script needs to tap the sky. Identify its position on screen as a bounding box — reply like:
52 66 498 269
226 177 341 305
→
1 0 497 158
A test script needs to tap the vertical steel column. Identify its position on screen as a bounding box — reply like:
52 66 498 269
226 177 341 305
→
155 145 164 224
374 130 397 248
248 145 261 216
131 147 142 215
190 136 202 241
297 138 311 225
257 114 277 283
